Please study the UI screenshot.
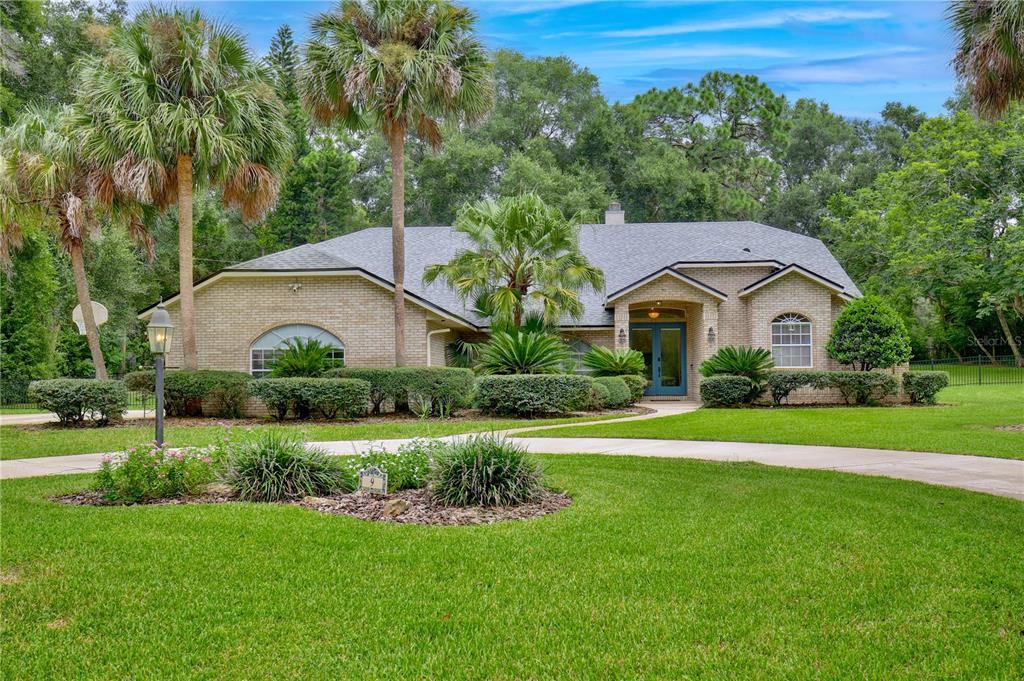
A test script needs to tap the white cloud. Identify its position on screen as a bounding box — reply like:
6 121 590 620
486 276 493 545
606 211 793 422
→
602 8 890 38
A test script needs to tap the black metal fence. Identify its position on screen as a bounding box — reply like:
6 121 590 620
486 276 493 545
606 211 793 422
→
0 379 152 413
909 355 1024 387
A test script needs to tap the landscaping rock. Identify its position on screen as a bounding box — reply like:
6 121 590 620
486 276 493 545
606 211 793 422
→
203 482 233 496
383 498 412 517
302 496 333 505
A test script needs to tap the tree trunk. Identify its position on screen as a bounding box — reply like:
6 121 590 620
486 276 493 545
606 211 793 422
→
994 306 1023 366
68 243 107 379
177 156 198 370
388 128 407 366
968 326 997 362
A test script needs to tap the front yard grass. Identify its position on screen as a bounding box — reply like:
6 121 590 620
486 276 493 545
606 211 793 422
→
520 384 1024 459
0 414 627 460
2 455 1021 679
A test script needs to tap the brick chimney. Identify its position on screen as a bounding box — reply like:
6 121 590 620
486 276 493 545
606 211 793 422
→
604 202 625 225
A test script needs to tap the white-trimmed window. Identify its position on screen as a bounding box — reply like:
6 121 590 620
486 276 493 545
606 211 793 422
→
771 314 812 368
250 325 345 378
566 338 594 374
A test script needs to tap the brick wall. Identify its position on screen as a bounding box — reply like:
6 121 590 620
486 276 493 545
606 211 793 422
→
160 274 456 372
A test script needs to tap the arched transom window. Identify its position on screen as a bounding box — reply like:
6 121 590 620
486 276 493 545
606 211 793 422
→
250 325 344 378
771 314 812 368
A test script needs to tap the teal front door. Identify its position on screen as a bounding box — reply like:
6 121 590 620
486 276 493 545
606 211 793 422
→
630 322 687 396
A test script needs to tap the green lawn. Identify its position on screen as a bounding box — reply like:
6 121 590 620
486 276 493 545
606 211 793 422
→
0 407 46 415
2 456 1021 679
521 385 1024 459
0 414 626 460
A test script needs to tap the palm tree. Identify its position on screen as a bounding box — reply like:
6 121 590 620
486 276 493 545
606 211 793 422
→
949 0 1024 117
424 193 605 328
73 7 293 369
0 106 152 379
301 0 493 365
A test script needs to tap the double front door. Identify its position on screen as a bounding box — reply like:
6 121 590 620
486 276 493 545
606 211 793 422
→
629 323 687 396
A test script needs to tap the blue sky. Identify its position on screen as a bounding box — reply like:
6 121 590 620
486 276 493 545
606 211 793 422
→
154 1 955 119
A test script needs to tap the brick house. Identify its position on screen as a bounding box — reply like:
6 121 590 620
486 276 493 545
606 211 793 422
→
140 204 861 400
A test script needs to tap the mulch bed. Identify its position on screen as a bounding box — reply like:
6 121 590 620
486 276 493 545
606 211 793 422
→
995 424 1024 432
52 487 572 526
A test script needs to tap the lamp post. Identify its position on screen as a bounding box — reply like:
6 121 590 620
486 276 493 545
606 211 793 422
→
146 302 174 447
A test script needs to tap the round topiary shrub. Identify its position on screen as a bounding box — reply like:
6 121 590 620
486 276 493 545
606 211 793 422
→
589 381 611 410
428 435 544 507
223 430 348 502
699 375 753 407
619 374 647 404
902 370 950 405
594 376 630 408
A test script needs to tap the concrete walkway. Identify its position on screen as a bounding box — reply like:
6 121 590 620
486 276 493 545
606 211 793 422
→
2 401 1021 501
0 409 149 427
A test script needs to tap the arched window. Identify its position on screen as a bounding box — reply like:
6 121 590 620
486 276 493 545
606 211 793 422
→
250 325 344 378
771 314 812 368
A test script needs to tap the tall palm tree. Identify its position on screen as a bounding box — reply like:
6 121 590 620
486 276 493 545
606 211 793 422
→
301 0 493 365
949 0 1024 117
424 193 605 328
73 7 293 369
0 106 152 379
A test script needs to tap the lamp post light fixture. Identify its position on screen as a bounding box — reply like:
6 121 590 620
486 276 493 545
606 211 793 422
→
146 302 175 447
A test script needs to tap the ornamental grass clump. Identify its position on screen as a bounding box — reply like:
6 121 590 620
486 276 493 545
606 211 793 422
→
224 430 348 502
95 441 224 503
428 435 544 507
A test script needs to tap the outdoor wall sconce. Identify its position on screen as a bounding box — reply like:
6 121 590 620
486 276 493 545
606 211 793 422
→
617 328 627 346
707 326 716 345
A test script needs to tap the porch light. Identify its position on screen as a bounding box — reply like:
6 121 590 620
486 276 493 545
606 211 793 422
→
647 308 661 319
617 328 627 346
146 302 174 355
707 326 716 345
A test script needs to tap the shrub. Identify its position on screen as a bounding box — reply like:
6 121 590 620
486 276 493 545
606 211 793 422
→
589 381 611 410
699 375 753 407
325 367 404 414
581 346 646 376
619 374 647 404
249 378 370 420
268 338 342 377
828 371 898 405
223 430 348 502
28 379 128 425
391 367 476 416
342 439 443 492
428 435 544 507
163 370 251 417
478 331 569 374
95 441 224 503
827 296 911 371
476 374 592 416
594 376 630 408
699 346 774 399
765 371 831 406
903 371 949 404
123 369 155 393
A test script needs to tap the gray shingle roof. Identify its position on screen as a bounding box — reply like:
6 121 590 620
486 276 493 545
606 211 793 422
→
227 221 860 328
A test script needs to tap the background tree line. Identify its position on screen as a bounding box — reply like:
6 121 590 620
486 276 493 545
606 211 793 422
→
1 0 1021 385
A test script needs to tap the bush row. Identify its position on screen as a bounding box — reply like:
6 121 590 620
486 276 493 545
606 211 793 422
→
124 369 250 418
703 369 950 407
249 378 372 421
325 366 476 416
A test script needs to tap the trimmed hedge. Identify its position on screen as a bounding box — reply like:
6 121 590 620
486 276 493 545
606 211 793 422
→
828 371 898 405
699 375 753 407
28 379 128 425
391 367 476 416
765 371 831 406
589 381 611 410
325 366 476 416
594 376 631 408
249 378 371 421
903 371 949 405
123 369 250 417
476 374 592 417
619 374 647 404
325 367 403 414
